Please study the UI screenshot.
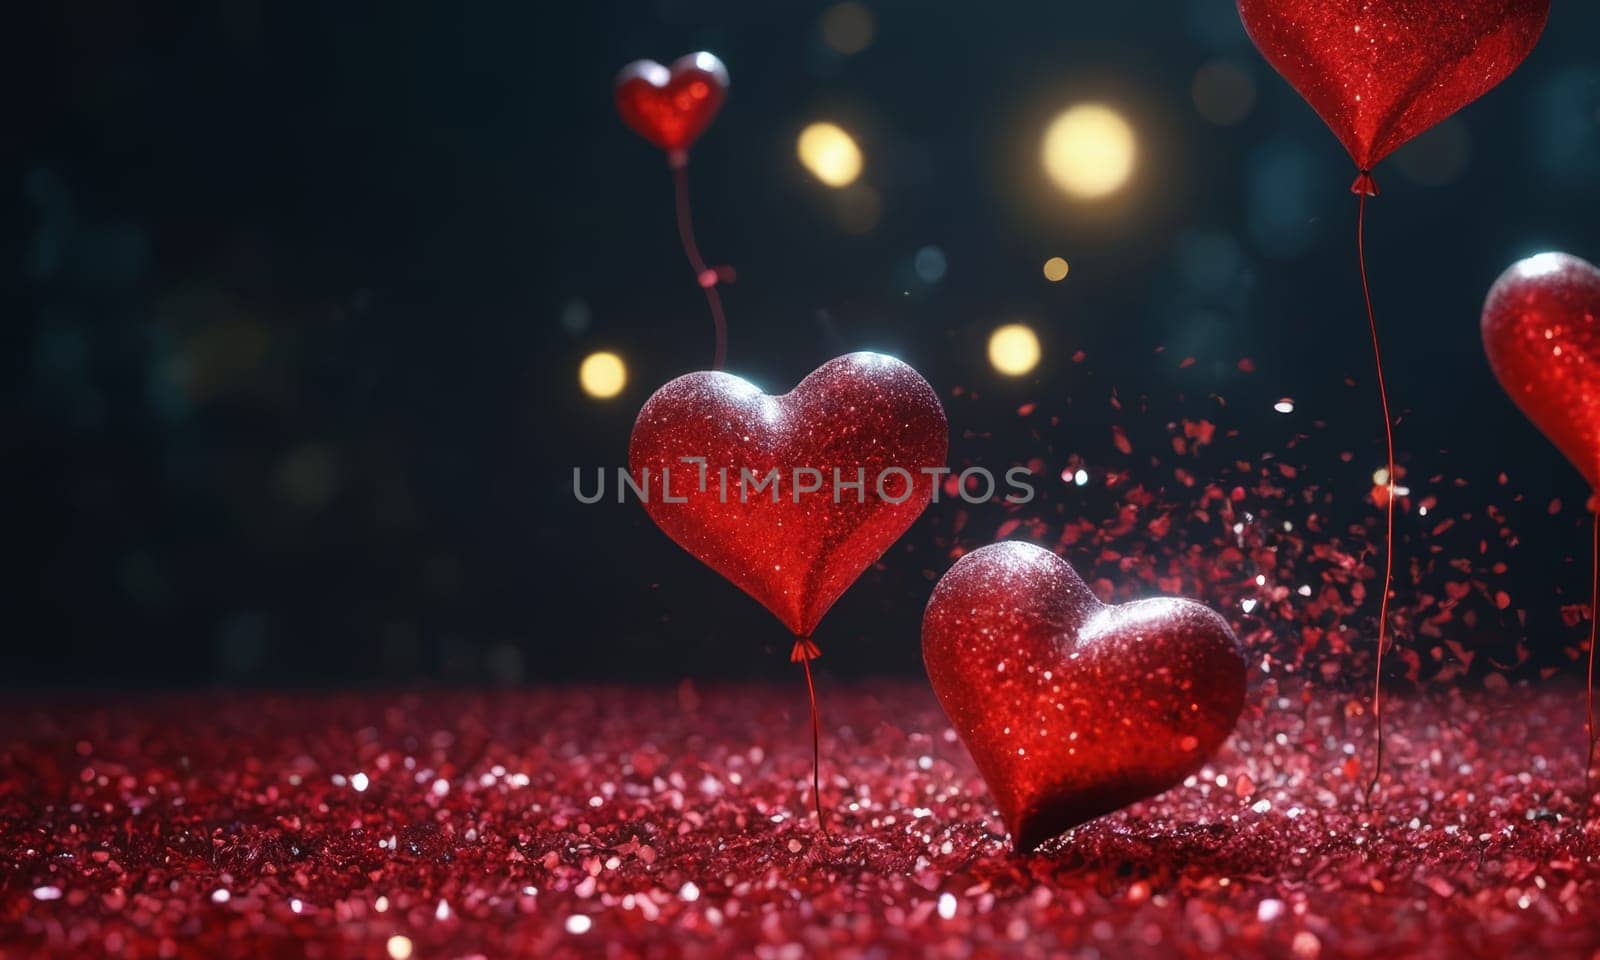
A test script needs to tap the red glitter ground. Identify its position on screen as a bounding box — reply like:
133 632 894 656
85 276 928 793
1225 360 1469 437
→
3 682 1598 958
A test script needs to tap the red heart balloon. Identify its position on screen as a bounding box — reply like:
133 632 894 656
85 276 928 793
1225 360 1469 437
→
1482 253 1600 490
630 353 948 639
614 52 729 157
923 541 1247 850
1238 0 1548 174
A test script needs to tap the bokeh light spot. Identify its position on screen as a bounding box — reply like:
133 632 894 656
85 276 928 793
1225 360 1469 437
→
1041 104 1136 199
1043 257 1070 282
914 246 947 284
798 122 863 187
1192 60 1256 126
579 351 627 399
820 3 875 55
559 298 591 336
988 324 1041 377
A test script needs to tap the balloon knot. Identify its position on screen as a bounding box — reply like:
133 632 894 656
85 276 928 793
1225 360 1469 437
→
696 266 735 288
1350 171 1379 197
790 638 822 662
667 148 689 170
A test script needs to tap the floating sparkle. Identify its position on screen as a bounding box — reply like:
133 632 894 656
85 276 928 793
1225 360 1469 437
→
1274 398 1295 414
1043 257 1070 282
386 936 414 960
1371 467 1410 497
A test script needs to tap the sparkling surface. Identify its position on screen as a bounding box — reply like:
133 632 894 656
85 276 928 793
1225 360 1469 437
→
629 352 948 638
924 541 1247 850
3 684 1598 957
1237 0 1549 170
613 52 729 155
1482 253 1600 489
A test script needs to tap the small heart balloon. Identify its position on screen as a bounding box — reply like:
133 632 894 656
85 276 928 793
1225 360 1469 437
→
630 353 948 639
923 541 1247 850
1482 253 1600 490
1238 0 1548 176
614 52 729 157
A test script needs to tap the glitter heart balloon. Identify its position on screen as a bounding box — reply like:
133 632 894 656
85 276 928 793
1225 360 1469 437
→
1482 253 1600 489
1238 0 1548 178
630 353 948 639
614 52 729 157
923 541 1247 850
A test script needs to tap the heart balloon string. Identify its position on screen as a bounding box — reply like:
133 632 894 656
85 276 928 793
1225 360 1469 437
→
615 52 734 370
668 154 731 370
1354 180 1396 797
1239 0 1551 804
1580 508 1593 803
790 638 827 833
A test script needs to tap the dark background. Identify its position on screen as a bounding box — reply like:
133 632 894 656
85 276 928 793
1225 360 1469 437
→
9 1 1600 688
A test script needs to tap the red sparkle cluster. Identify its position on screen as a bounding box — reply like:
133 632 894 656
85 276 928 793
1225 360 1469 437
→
2 684 1597 957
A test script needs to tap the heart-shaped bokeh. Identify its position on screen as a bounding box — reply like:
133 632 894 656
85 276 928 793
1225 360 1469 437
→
1482 253 1600 490
1237 0 1548 172
923 541 1247 850
613 52 729 156
630 352 947 639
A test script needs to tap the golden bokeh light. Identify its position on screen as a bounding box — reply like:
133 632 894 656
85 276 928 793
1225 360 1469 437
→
1043 257 1070 281
820 3 875 55
797 122 863 188
988 323 1041 377
579 351 627 399
1041 104 1137 199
